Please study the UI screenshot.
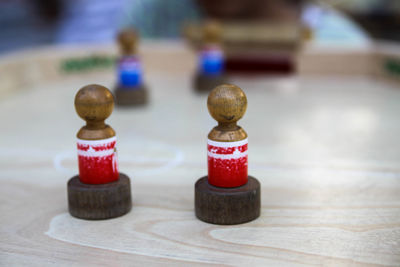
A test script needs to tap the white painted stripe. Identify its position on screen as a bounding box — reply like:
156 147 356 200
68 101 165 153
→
78 149 115 157
207 138 248 148
208 150 247 160
77 136 116 146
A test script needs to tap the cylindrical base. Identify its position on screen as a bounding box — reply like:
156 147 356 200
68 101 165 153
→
195 176 261 225
114 85 148 106
193 73 227 92
67 173 132 220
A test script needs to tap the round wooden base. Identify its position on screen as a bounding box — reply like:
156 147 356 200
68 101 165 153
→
193 73 227 92
67 173 132 220
195 176 261 225
114 85 148 106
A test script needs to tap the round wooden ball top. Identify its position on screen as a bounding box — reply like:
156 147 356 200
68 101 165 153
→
203 20 222 44
208 84 247 123
207 84 248 141
75 84 115 140
118 29 138 55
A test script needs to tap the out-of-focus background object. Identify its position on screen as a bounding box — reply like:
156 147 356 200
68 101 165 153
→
333 0 400 41
0 0 200 52
0 0 381 76
196 0 301 21
2 0 398 53
186 0 303 74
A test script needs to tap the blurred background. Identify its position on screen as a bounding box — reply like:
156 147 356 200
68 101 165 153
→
1 0 400 53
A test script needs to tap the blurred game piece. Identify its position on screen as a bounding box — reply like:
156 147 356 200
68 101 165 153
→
114 29 148 106
68 84 132 220
193 20 227 92
185 0 303 74
195 84 261 225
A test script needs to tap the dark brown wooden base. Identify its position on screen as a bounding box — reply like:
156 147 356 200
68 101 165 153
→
114 85 148 106
195 176 261 225
193 72 227 92
67 173 132 220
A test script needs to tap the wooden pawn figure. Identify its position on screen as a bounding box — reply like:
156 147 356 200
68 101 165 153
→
195 84 261 225
68 84 132 220
193 20 228 92
114 28 148 106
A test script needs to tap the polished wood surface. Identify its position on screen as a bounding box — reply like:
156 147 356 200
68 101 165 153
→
0 41 400 266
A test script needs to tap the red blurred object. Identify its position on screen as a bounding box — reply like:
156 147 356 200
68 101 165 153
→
226 56 294 74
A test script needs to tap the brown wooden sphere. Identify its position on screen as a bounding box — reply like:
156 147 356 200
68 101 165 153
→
75 84 114 123
203 20 222 43
118 28 138 54
207 84 247 123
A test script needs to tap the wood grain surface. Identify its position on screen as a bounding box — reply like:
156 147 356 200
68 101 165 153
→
0 41 400 266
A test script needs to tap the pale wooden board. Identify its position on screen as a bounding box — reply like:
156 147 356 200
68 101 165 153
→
0 42 400 266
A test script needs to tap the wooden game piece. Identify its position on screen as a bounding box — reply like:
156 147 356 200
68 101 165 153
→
193 21 228 92
67 84 132 220
184 21 301 74
114 28 148 106
195 84 261 224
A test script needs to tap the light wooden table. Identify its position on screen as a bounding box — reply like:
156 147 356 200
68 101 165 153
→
0 41 400 266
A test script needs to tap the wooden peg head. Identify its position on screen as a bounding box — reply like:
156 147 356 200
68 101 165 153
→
75 84 114 126
207 84 247 124
203 20 222 44
118 28 138 55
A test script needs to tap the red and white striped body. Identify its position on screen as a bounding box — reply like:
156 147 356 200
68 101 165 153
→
77 136 119 184
207 138 248 188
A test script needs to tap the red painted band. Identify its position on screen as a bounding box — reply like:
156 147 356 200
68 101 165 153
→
77 137 119 184
207 139 248 188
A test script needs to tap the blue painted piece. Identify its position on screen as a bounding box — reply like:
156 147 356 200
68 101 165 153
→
199 48 224 75
118 56 142 88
